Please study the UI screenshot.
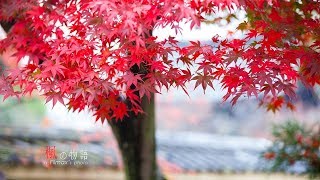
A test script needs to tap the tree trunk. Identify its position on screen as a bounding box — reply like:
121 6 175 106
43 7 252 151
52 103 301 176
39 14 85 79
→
0 20 15 33
107 27 162 180
108 94 160 180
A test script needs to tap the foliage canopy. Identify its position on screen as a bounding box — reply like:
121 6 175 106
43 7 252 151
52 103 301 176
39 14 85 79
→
0 0 319 121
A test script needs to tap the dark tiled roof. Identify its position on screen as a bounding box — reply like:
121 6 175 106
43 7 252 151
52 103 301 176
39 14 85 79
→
0 126 271 172
156 131 271 172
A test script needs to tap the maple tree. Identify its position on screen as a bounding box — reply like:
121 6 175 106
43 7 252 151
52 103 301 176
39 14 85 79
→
0 0 319 179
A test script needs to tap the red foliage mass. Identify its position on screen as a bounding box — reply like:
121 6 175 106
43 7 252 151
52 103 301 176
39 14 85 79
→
0 0 319 121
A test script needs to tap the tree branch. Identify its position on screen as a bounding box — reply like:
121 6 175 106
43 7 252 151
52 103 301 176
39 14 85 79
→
0 20 15 33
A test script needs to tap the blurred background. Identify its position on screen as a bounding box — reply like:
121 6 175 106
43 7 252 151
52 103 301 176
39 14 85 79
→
0 14 319 180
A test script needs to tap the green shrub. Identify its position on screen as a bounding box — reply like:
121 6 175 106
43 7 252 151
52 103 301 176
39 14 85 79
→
263 120 320 179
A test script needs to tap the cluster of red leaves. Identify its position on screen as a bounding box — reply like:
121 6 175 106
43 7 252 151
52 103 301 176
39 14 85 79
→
0 0 319 121
220 0 320 108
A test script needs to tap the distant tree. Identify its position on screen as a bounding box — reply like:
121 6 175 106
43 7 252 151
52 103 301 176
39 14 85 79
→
0 0 319 179
297 81 319 107
264 120 320 178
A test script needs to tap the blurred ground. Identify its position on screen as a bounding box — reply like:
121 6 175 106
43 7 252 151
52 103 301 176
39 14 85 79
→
1 167 307 180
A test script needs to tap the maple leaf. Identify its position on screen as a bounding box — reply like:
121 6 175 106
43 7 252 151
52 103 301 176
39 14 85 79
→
237 21 249 31
45 92 65 107
42 61 67 77
192 73 214 93
123 72 142 87
266 97 284 113
113 102 128 120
